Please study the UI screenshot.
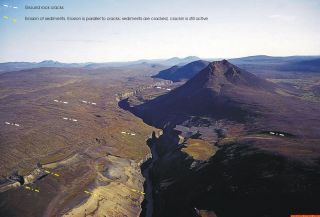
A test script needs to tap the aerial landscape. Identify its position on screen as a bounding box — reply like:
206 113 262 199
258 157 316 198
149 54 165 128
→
1 0 320 217
1 55 320 217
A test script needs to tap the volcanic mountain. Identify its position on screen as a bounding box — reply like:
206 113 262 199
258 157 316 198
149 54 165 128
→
135 60 279 125
152 60 209 82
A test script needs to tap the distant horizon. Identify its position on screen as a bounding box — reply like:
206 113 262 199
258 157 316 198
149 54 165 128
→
1 0 319 63
1 54 320 64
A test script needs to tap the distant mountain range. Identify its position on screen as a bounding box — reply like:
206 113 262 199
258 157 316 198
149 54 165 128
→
0 60 88 73
228 55 320 73
1 55 319 75
0 56 207 72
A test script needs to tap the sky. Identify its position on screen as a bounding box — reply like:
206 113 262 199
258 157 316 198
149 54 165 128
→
0 0 319 62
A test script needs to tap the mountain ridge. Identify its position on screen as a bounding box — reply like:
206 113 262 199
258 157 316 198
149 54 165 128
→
152 60 210 82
